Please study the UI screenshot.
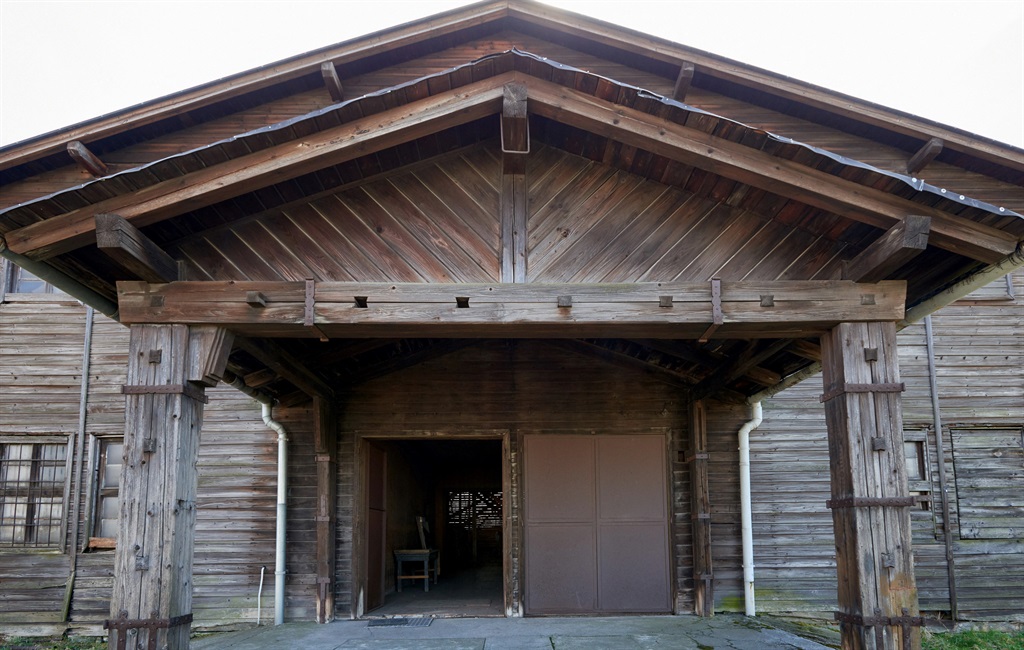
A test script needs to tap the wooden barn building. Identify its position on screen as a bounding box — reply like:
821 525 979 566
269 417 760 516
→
1 2 1021 649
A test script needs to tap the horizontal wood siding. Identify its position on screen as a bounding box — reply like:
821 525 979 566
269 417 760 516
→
752 270 1024 620
0 301 308 632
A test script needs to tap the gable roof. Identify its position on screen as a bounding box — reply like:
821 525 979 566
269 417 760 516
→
1 0 1022 404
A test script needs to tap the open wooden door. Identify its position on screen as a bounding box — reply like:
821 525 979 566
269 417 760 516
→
366 442 387 611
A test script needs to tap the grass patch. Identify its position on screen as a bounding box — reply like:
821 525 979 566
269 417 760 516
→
923 629 1024 650
0 637 105 650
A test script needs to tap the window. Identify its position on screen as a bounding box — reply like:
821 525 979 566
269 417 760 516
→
91 438 123 546
0 438 69 548
2 261 62 295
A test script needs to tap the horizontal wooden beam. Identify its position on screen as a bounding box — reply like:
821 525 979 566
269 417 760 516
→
4 74 511 260
841 215 931 283
96 212 181 283
525 78 1017 264
116 280 907 339
67 141 108 177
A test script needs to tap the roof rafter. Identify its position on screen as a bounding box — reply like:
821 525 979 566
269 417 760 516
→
4 74 511 260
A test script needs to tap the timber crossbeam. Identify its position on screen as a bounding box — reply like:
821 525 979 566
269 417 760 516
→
116 280 907 339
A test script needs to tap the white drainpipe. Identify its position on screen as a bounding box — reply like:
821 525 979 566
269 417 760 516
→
262 403 289 626
738 402 763 617
223 372 288 626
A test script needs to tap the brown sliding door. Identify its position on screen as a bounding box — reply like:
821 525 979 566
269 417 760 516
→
523 434 670 614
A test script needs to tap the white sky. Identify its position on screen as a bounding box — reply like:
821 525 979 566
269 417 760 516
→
0 0 1022 149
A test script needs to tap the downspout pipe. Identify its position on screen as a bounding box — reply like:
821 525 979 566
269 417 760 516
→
222 372 288 626
738 402 763 617
0 239 119 319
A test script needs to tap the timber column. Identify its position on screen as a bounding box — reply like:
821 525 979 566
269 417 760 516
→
108 325 232 650
821 321 921 650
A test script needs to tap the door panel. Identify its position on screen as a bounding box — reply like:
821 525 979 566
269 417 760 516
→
524 434 670 614
366 443 387 611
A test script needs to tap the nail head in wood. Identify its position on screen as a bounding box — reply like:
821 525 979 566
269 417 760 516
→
149 295 165 308
871 437 888 451
864 347 879 362
557 295 573 308
456 296 470 308
246 291 267 308
759 294 775 307
659 295 673 308
148 350 162 364
860 293 876 305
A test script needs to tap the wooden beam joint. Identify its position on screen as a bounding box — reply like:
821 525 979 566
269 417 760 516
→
96 212 183 283
820 382 905 403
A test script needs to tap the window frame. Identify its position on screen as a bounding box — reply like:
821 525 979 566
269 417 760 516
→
86 436 122 550
0 435 73 551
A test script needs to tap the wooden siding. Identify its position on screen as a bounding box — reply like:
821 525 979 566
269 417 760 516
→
751 269 1024 620
0 298 315 632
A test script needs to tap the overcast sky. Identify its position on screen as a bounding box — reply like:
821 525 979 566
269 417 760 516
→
1 0 1021 149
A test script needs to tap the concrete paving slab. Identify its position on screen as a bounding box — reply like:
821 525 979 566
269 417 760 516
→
190 614 835 650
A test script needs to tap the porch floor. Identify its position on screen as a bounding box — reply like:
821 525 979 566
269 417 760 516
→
370 563 504 618
191 614 835 649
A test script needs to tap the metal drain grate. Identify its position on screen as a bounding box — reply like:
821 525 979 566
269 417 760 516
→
367 617 433 628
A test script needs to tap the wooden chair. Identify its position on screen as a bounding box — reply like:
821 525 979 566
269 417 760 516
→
393 516 440 592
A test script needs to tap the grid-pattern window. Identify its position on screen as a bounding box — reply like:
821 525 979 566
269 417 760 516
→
93 439 123 541
3 263 61 294
0 439 68 547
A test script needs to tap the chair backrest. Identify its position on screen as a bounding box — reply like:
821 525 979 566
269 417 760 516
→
416 516 430 550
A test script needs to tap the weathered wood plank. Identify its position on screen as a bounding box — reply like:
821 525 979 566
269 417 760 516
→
841 216 931 283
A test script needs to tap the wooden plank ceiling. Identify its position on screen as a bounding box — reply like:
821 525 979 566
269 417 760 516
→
1 47 1021 405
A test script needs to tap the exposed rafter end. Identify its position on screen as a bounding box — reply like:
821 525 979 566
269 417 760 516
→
841 215 931 283
906 137 943 175
320 62 344 102
96 213 191 283
67 140 108 177
673 61 695 102
502 82 529 175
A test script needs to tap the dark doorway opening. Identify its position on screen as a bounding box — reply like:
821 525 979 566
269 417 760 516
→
365 438 504 617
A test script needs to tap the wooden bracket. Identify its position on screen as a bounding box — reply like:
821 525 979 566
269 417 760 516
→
557 295 572 308
122 383 209 403
502 83 529 175
96 213 183 283
304 279 329 341
320 62 344 102
246 291 268 308
820 382 905 403
67 140 108 177
698 278 723 342
906 138 944 175
673 61 695 102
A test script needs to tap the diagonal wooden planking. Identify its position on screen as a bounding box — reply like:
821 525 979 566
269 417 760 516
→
522 78 1018 264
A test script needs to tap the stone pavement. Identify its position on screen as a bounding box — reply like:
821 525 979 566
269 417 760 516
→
191 614 836 649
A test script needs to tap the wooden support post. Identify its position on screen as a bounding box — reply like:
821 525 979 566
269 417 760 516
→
313 395 337 623
108 325 232 650
501 83 529 175
688 399 714 616
821 321 921 650
500 167 527 283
